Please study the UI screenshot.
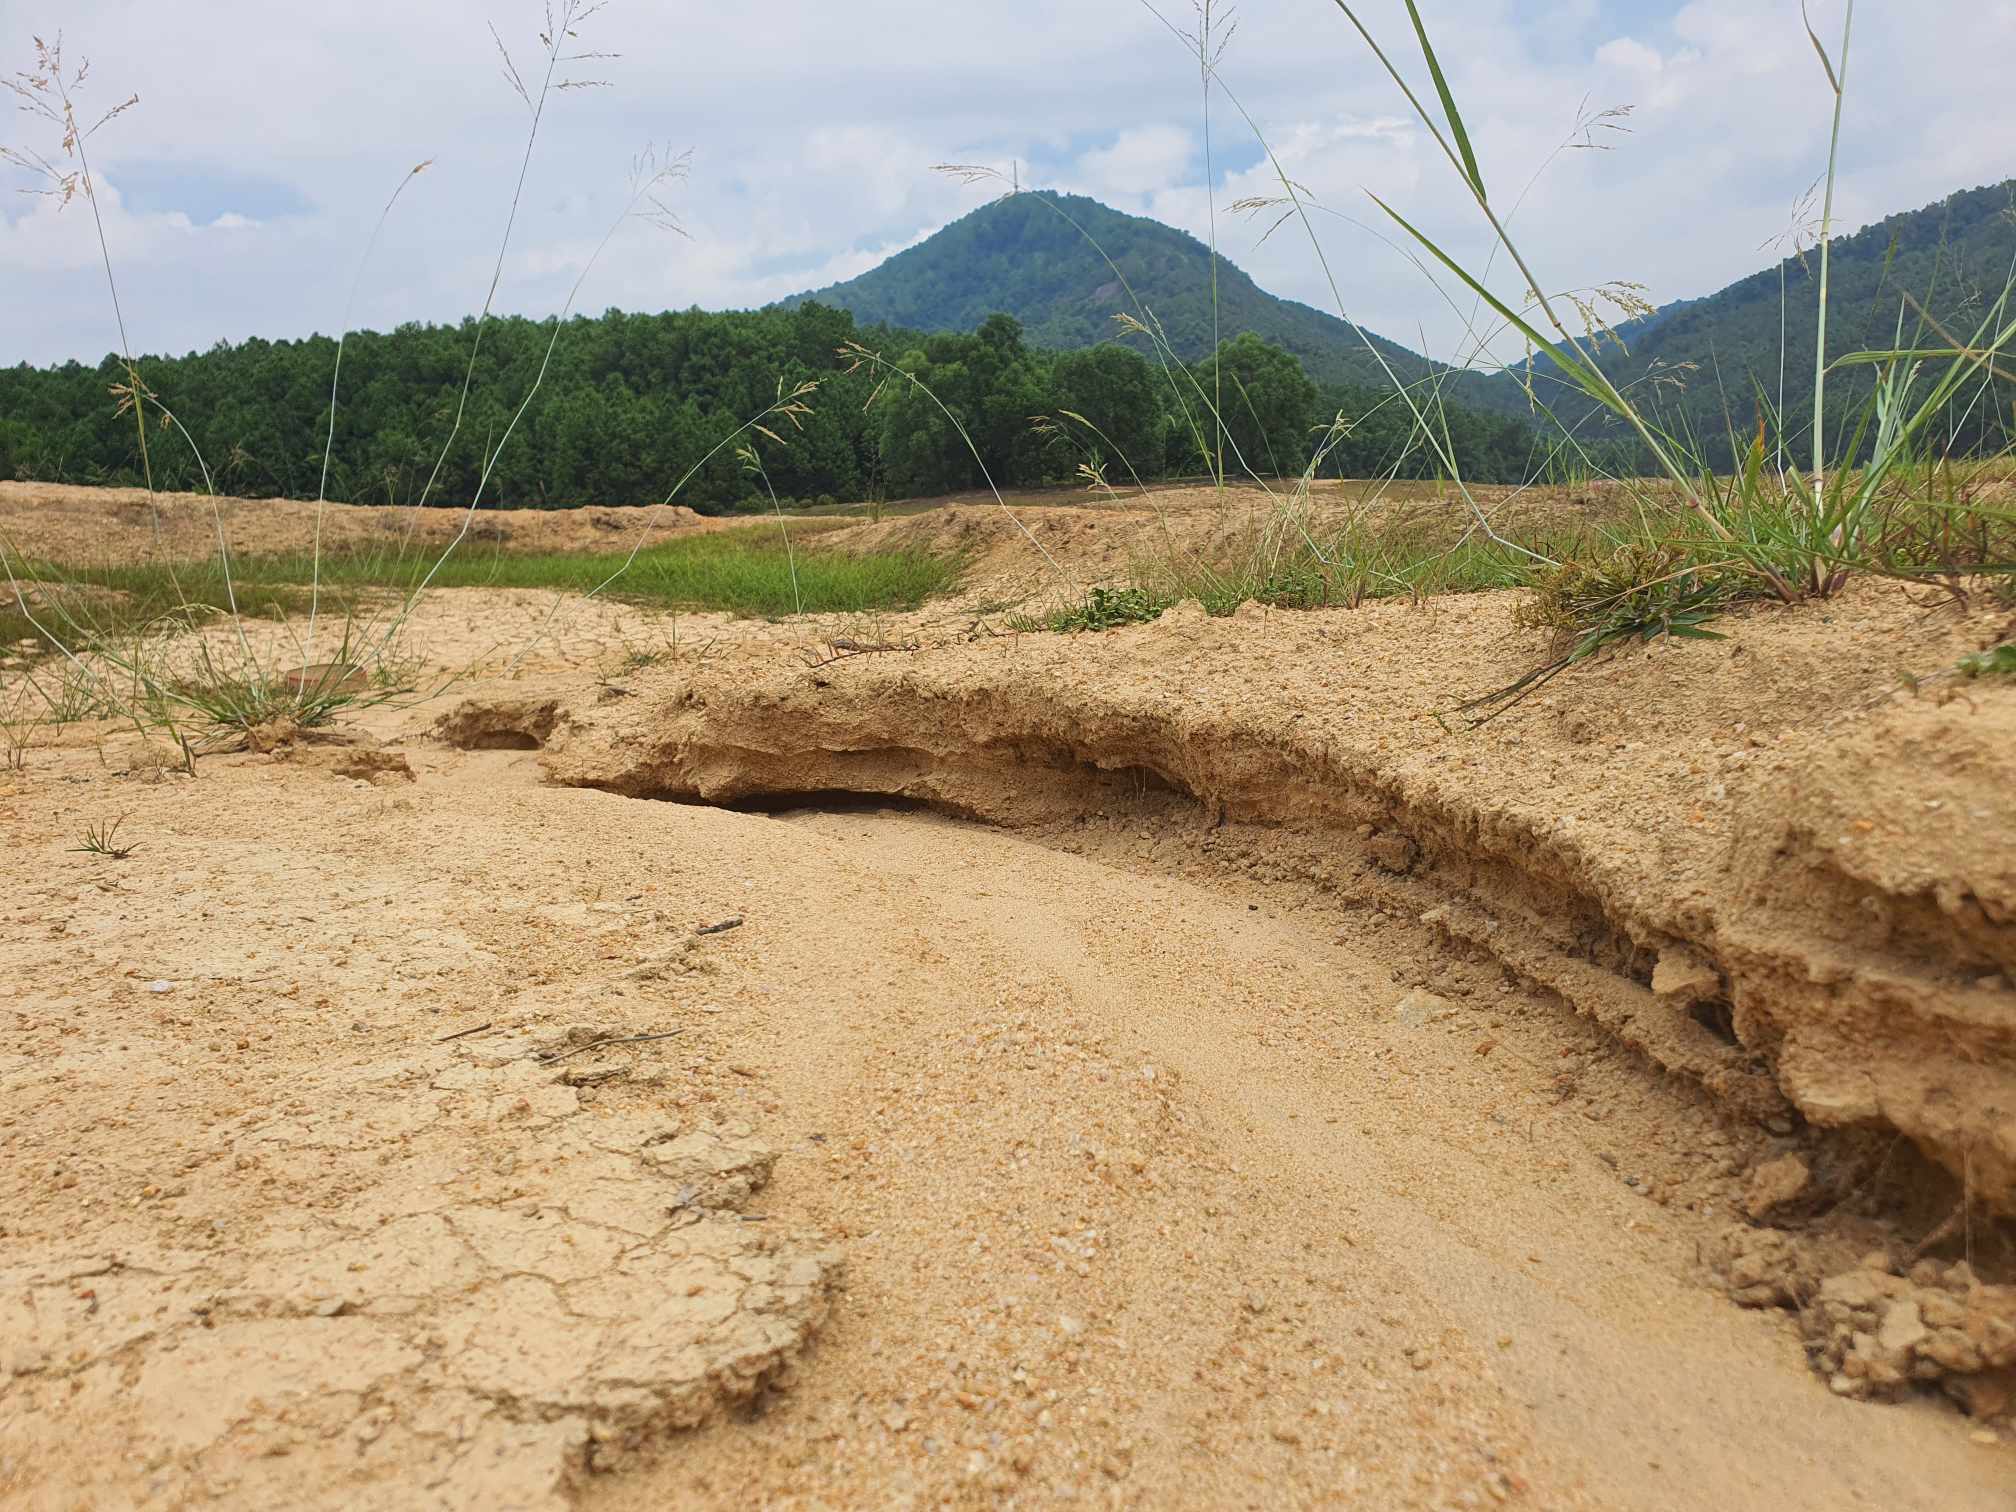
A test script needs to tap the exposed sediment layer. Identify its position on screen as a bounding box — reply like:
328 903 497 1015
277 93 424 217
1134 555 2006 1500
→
528 589 2016 1217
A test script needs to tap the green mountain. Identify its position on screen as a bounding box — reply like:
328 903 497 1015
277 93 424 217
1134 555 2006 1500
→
781 190 1484 400
1502 179 2016 466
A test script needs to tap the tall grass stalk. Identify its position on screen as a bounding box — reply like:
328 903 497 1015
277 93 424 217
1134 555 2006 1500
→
1319 0 2016 622
839 341 1078 593
1804 0 1853 588
1 5 697 748
736 433 805 616
308 159 434 661
1193 1 1232 486
1131 1 1556 569
0 37 149 534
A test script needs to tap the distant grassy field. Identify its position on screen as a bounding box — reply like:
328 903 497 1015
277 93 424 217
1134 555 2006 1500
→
2 525 961 653
290 529 958 618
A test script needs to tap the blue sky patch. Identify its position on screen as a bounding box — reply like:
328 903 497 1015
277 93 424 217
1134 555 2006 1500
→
109 163 314 223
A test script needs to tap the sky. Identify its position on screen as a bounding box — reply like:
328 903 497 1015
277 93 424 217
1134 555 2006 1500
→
3 0 2012 371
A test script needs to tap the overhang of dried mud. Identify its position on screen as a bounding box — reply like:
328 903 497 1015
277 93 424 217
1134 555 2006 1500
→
533 585 2016 1212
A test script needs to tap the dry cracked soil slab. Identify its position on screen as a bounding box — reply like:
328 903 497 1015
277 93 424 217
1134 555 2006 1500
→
1 740 839 1510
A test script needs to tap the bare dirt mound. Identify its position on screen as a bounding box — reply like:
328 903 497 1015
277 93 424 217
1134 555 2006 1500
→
822 500 1166 609
0 480 718 563
818 480 1649 612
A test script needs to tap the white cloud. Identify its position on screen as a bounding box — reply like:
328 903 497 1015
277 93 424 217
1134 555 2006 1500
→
1595 37 1664 74
2 0 2012 371
1075 125 1195 200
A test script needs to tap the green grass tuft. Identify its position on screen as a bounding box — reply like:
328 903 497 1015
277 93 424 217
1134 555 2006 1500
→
1957 643 2016 678
1023 585 1171 633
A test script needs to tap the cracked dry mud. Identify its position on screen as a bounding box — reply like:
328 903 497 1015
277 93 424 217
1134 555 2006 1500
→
3 876 837 1510
4 496 2015 1510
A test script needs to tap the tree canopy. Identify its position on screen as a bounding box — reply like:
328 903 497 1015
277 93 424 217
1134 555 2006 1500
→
0 304 1539 512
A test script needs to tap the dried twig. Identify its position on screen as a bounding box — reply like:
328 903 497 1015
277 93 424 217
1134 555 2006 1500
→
435 1021 494 1043
802 638 923 669
694 915 743 936
536 1029 683 1063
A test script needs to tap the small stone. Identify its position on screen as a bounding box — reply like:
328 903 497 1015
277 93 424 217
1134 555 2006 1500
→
1876 1300 1927 1357
1970 1430 2001 1447
1367 833 1420 875
1393 989 1451 1027
1920 1293 1966 1329
147 980 173 994
1650 947 1720 1003
1057 1315 1084 1338
1743 1154 1812 1218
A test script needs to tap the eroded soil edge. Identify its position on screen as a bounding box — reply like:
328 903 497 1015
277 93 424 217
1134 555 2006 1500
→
530 594 2016 1414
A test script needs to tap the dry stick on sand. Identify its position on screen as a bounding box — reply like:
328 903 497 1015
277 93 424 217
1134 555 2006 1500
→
535 1030 685 1064
434 1021 494 1044
802 639 922 669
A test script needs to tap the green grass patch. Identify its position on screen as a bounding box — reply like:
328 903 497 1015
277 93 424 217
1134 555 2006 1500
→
1 557 317 655
4 528 961 637
283 534 956 617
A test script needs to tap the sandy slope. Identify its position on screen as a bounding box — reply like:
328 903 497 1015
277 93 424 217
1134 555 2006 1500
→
4 716 2004 1510
590 802 2007 1512
2 493 2013 1508
0 480 718 562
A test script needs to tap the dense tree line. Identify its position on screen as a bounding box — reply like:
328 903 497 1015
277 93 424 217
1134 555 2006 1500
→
0 303 1538 513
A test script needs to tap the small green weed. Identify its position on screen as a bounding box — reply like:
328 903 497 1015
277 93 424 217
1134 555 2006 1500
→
1048 586 1170 632
1957 643 2016 678
73 814 137 859
1458 546 1735 723
2 682 30 772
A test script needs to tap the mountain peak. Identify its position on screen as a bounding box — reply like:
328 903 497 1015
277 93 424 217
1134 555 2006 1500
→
781 190 1447 393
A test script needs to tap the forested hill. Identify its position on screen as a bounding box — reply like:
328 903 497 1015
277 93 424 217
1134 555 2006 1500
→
1496 178 2016 465
0 302 1538 512
781 190 1496 401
